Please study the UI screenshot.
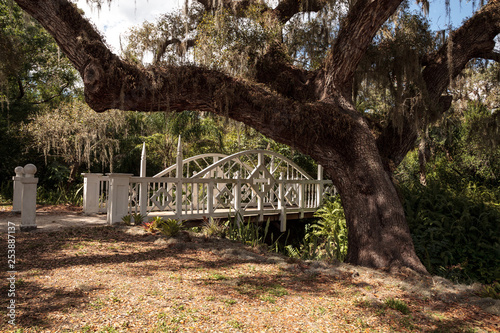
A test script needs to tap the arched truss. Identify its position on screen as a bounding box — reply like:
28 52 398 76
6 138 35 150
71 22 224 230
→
147 150 320 219
191 150 313 180
153 150 313 181
153 153 229 178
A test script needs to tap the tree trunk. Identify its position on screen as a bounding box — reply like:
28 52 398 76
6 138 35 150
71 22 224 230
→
317 117 428 274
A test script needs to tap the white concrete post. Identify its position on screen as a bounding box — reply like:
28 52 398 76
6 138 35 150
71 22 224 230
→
233 171 242 226
278 172 287 232
316 164 324 207
20 164 38 231
107 173 133 224
176 136 183 220
82 173 102 214
139 142 148 216
12 166 24 213
207 179 214 216
257 152 264 222
298 182 305 219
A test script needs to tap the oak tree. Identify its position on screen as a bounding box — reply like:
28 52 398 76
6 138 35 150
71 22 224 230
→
11 0 500 274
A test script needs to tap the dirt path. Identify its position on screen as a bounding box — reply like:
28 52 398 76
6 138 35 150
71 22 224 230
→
0 206 498 332
0 205 107 232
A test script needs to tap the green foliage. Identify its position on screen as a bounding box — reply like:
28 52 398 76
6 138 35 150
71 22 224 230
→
224 215 284 252
147 216 183 237
37 183 83 206
225 215 270 248
26 100 126 173
131 213 146 225
395 100 500 284
0 1 80 195
356 9 436 124
285 196 348 262
399 171 500 284
384 298 410 315
122 214 146 226
121 214 133 226
478 282 500 300
194 6 281 76
312 195 348 262
201 217 227 238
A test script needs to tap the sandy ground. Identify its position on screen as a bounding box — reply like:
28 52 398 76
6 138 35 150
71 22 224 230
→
0 205 108 232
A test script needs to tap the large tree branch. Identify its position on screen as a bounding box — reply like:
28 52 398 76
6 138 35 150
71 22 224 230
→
13 0 361 161
321 0 403 97
14 0 105 74
422 0 500 99
376 0 500 171
481 51 500 62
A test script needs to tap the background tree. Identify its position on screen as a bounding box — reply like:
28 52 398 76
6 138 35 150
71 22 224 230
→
26 100 126 181
0 0 79 194
10 0 500 274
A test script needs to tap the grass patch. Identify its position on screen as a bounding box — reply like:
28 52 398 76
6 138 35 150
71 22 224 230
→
209 273 229 281
384 298 410 315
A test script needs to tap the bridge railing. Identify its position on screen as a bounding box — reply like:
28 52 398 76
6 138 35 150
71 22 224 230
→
122 175 333 231
82 145 334 231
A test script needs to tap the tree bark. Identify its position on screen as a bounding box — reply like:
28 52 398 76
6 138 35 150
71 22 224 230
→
311 110 428 273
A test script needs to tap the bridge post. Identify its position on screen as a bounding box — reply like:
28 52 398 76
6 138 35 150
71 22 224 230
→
316 165 324 207
233 171 242 226
176 136 183 220
278 172 287 232
20 164 38 232
139 142 148 217
82 173 103 214
257 151 264 222
107 173 132 224
207 179 214 216
298 182 304 219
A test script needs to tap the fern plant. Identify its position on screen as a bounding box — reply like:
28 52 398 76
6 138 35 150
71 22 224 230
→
312 195 348 262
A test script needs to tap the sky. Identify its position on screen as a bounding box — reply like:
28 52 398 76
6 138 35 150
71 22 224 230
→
75 0 185 54
410 0 479 31
75 0 482 55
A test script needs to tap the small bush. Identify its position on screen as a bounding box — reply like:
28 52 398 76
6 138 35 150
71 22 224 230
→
131 213 146 225
286 196 348 262
384 298 410 315
201 217 226 237
479 282 500 299
312 195 348 262
121 215 133 225
152 217 182 237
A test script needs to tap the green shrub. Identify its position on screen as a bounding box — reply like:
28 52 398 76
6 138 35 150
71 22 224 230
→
131 213 146 225
225 215 284 251
384 298 410 315
312 195 348 262
121 215 133 225
283 196 348 262
478 282 500 299
201 217 227 237
143 216 183 237
400 181 500 284
154 217 183 237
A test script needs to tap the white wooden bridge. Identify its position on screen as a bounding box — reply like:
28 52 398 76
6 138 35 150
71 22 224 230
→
82 138 334 231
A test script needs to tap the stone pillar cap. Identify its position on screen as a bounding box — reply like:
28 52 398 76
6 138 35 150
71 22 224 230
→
23 164 37 177
15 166 24 177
